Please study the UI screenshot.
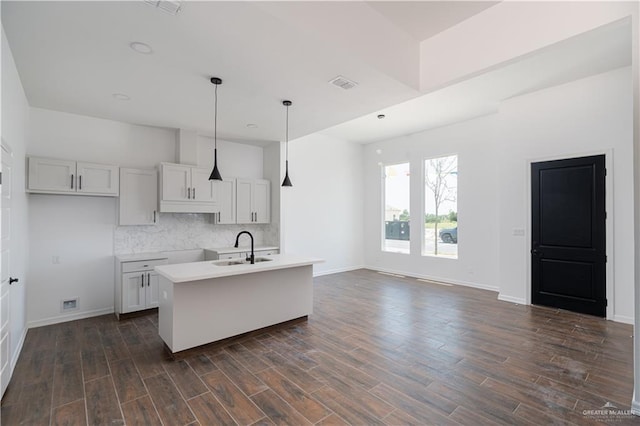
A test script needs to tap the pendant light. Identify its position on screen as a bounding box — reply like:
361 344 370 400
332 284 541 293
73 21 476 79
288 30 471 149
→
209 77 223 181
281 100 293 187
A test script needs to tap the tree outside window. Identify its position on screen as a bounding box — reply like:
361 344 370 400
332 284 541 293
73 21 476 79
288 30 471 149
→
424 155 458 258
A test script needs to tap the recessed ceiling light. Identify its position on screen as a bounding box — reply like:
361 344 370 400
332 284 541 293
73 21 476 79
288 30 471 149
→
377 114 386 119
130 42 153 54
112 93 131 101
246 124 258 129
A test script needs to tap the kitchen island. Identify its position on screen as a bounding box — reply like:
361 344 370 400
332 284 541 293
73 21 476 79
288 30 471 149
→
155 254 323 353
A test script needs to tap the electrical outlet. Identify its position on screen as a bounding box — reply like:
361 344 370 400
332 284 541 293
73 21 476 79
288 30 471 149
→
513 228 525 237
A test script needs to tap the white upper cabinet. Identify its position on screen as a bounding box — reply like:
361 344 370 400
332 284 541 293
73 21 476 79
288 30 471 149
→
119 168 158 226
159 163 235 216
27 156 119 196
236 179 270 224
161 163 190 202
160 163 215 212
191 168 216 203
76 162 119 195
212 178 236 224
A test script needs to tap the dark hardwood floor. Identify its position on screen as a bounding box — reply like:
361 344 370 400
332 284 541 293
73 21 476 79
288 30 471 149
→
1 269 637 425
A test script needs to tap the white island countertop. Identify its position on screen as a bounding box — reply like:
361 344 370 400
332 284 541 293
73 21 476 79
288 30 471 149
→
155 254 323 283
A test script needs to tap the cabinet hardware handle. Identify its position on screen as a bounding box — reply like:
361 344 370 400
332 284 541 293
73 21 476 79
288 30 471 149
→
71 174 74 189
141 273 144 288
218 212 221 222
147 273 150 286
79 175 82 190
9 277 18 285
153 210 157 223
187 187 191 199
193 188 196 199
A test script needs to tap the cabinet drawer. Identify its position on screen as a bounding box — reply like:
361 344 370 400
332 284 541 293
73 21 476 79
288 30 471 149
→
255 249 278 256
122 258 167 273
218 253 242 260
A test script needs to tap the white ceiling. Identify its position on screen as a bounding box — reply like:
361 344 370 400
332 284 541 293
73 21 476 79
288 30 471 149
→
322 17 632 144
366 1 499 41
1 1 631 146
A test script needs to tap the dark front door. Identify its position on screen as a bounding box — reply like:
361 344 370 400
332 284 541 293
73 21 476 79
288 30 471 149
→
531 155 606 317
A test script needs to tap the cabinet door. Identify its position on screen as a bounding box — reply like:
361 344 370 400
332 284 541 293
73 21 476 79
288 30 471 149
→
236 179 253 224
215 178 236 224
122 272 146 313
27 157 76 192
146 272 160 308
162 164 190 201
119 168 157 225
191 168 215 202
253 180 270 224
77 162 119 195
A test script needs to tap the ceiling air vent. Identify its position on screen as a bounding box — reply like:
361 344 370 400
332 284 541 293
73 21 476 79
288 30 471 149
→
144 0 182 15
329 76 358 90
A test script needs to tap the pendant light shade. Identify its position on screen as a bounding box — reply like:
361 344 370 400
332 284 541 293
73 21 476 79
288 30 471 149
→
209 77 223 181
281 100 293 187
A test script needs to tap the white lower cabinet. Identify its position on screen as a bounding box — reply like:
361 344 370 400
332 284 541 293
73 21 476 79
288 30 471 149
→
115 256 167 318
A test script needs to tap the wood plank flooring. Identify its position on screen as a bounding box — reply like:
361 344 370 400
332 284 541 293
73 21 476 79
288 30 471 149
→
2 269 637 425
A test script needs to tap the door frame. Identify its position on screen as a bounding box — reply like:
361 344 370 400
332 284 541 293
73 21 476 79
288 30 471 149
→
525 149 614 320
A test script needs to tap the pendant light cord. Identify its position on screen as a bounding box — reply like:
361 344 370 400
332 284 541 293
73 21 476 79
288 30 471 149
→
285 103 289 160
214 83 218 150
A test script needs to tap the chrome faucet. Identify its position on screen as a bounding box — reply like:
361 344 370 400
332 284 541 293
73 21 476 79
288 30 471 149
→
234 231 254 264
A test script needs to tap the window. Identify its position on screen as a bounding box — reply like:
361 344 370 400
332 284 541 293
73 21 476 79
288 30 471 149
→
423 155 457 258
383 162 410 254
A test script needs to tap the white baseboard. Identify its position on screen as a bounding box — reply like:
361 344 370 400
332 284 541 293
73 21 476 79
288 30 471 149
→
363 265 499 292
28 307 114 329
314 265 365 277
612 314 634 325
632 396 640 416
497 294 527 305
10 326 27 373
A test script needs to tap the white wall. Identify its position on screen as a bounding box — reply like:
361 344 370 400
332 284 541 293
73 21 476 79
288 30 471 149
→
363 115 500 290
26 108 271 327
1 27 30 376
282 133 364 275
29 108 176 168
197 136 264 179
363 67 634 323
497 67 634 323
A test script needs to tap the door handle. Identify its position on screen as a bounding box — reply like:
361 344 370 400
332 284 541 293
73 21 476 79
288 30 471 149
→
9 277 18 285
531 249 541 256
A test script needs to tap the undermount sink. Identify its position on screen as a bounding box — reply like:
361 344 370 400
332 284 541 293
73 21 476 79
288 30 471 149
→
213 257 273 266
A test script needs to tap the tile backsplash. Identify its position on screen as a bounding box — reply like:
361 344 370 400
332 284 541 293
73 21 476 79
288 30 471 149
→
114 213 279 254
